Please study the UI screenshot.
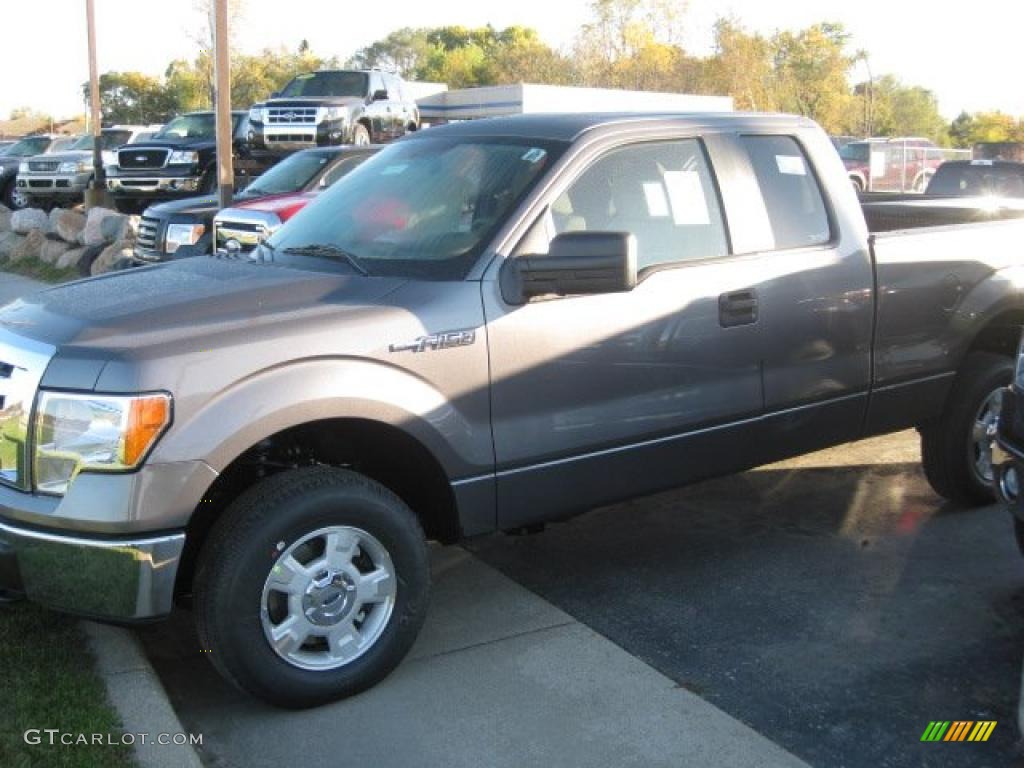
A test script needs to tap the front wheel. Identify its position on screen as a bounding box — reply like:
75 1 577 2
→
194 467 430 709
351 123 371 146
3 179 29 210
921 352 1013 505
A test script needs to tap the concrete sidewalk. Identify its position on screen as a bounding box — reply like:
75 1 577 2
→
0 273 46 305
140 547 811 768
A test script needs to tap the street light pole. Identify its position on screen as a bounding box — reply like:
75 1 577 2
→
213 0 233 209
84 0 110 209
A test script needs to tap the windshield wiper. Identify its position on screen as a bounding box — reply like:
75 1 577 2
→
280 244 368 275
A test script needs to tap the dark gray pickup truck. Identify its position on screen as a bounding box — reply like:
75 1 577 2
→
2 113 1024 708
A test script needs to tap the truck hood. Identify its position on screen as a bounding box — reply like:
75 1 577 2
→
146 195 221 218
125 138 215 152
258 97 364 108
24 150 92 165
229 191 318 215
0 258 406 356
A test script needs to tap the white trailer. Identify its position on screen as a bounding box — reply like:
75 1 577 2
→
417 83 733 124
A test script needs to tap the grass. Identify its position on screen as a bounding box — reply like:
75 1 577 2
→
1 260 81 284
0 603 136 768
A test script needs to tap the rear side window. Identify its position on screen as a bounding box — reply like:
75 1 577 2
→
741 136 830 250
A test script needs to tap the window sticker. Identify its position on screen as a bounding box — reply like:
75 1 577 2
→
663 171 711 226
380 164 409 176
295 73 314 80
775 155 807 176
521 148 547 164
642 182 670 217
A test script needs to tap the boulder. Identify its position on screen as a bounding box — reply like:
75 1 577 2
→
80 207 124 246
99 211 133 242
0 231 22 262
11 208 49 235
9 229 45 263
91 239 134 275
39 238 71 265
52 209 87 243
56 246 89 271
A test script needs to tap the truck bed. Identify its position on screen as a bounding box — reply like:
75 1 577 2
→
862 196 1024 233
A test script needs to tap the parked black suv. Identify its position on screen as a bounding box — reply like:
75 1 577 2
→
106 111 272 213
247 69 419 154
133 145 379 262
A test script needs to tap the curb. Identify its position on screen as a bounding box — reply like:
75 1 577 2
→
83 621 204 768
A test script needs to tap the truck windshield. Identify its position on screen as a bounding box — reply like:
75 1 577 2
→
242 151 335 197
5 137 52 157
267 137 562 279
155 114 217 140
279 71 369 99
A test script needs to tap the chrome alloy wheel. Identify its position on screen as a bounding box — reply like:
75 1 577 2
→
970 387 1004 486
260 526 397 671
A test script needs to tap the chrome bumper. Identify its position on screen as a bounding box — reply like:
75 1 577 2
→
0 519 184 620
17 173 91 195
107 177 200 194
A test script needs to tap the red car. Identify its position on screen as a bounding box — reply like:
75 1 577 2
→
840 137 947 193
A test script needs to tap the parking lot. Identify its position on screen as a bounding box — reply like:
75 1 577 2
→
138 430 1020 768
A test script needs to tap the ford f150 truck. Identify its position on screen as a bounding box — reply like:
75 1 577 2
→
133 146 378 263
3 113 1024 709
106 111 268 213
246 69 419 154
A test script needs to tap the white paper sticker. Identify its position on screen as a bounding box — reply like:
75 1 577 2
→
776 155 807 176
869 150 887 180
642 182 670 217
380 164 408 176
521 148 547 163
663 171 710 226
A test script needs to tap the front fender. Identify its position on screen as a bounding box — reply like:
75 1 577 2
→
150 357 492 479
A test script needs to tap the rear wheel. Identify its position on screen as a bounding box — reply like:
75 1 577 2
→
921 352 1013 505
194 466 430 709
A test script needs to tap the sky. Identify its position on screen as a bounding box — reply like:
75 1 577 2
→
4 0 1022 122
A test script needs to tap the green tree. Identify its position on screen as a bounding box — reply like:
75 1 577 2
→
771 23 854 134
701 18 777 111
83 71 178 124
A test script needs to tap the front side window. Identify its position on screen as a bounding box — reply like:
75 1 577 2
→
740 135 830 250
551 139 729 270
267 137 561 279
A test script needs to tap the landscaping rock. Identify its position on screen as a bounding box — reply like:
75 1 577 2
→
52 209 87 243
9 229 45 263
81 207 123 246
40 238 71 265
0 231 22 262
91 239 134 275
11 208 49 235
100 212 139 243
56 246 89 271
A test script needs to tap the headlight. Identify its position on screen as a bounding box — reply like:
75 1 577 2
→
58 161 92 174
168 150 199 165
18 162 29 174
249 106 266 122
33 392 172 496
165 223 206 254
323 107 347 121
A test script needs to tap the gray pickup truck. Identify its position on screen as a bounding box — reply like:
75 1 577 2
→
2 113 1024 709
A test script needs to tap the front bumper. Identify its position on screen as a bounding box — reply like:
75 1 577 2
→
248 119 350 153
17 172 92 198
107 175 202 198
0 519 184 621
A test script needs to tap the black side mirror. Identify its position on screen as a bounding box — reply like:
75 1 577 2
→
501 231 638 304
372 89 389 102
270 90 280 98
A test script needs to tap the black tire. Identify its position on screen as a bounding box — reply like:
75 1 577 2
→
2 179 29 210
352 123 371 146
199 168 217 195
194 467 430 709
851 177 864 194
920 352 1013 505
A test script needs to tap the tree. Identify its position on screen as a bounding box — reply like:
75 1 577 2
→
771 23 854 134
701 18 777 111
947 111 1024 147
83 71 178 124
850 75 949 144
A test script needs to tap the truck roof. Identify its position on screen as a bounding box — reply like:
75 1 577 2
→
410 112 818 143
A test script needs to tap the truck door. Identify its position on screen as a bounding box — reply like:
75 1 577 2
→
482 135 768 529
383 74 405 139
721 132 874 461
366 72 388 142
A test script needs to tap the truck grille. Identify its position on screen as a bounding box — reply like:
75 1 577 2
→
27 161 59 173
0 330 56 491
266 133 316 144
136 216 161 252
267 107 318 125
118 149 168 169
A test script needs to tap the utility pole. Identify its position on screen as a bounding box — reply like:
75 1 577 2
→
213 0 233 208
84 0 110 209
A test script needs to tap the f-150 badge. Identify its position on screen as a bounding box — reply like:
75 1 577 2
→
389 330 476 353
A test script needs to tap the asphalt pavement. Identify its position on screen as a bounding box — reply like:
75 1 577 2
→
0 273 46 306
